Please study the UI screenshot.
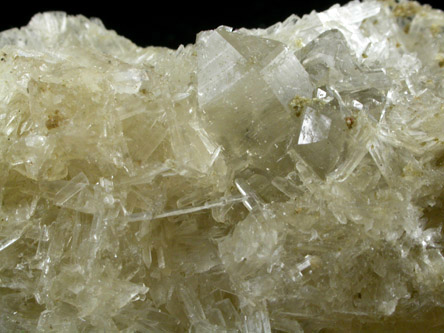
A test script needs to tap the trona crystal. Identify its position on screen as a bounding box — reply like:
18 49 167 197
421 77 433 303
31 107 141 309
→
1 1 444 331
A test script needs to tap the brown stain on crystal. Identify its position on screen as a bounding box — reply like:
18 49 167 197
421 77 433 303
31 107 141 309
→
45 110 64 130
434 151 444 167
430 24 443 36
289 96 311 117
393 2 420 18
404 24 411 34
345 116 355 129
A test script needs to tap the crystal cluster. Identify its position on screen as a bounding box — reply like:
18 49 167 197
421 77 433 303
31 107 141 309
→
1 1 444 331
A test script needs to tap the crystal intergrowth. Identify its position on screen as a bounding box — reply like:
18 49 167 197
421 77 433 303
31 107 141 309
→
1 1 444 331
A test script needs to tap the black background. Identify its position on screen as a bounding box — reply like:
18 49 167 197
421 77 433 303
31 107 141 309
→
0 0 443 49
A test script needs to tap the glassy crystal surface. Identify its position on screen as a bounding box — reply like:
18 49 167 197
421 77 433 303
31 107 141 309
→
2 1 444 331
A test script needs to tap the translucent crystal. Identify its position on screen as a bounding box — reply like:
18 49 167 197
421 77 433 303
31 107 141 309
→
197 27 312 162
2 1 444 332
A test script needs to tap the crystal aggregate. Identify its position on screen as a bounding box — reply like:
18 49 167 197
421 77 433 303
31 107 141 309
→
1 1 444 331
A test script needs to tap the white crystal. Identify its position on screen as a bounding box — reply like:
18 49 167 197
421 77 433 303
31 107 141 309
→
298 107 332 145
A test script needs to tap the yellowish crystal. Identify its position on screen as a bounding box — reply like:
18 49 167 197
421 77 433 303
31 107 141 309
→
2 1 444 331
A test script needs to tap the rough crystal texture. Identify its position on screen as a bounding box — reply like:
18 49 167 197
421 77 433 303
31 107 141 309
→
1 1 444 331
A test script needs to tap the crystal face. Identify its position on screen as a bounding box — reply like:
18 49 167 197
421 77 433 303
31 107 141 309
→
2 1 444 331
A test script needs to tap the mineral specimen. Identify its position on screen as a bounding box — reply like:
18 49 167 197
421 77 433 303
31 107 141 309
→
1 0 444 331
